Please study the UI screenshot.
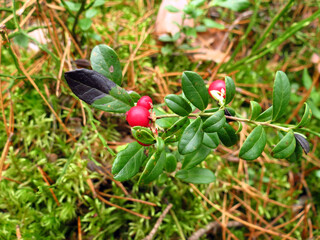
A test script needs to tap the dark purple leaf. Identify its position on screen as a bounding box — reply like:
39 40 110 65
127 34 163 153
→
64 69 116 104
294 134 310 154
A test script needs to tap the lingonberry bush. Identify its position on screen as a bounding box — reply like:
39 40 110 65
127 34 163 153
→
65 44 313 184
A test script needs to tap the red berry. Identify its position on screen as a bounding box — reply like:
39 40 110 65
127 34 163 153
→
137 96 153 110
126 106 150 127
208 80 226 99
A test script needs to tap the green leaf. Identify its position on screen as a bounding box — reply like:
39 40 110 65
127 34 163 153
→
176 168 215 184
296 103 312 128
272 130 296 159
139 138 166 184
225 76 236 105
202 110 226 133
196 25 207 32
178 117 204 155
250 101 262 120
202 132 219 149
128 91 141 102
239 126 266 161
217 123 238 147
165 94 192 116
203 18 225 29
165 153 177 172
14 32 29 48
93 0 105 7
163 116 190 142
182 71 209 111
211 0 250 12
272 71 291 121
90 44 122 86
79 18 92 31
235 121 243 134
165 5 180 12
190 0 206 7
64 1 81 11
91 86 134 113
182 145 211 169
131 127 155 145
154 108 178 128
185 27 197 37
255 106 273 122
302 68 312 89
287 143 303 162
85 8 98 18
112 142 147 181
158 34 173 42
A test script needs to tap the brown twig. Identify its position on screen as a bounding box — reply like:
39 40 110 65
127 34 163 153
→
189 221 243 240
143 203 173 240
96 194 150 220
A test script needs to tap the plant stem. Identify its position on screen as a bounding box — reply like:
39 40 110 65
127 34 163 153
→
224 116 290 132
156 113 290 131
72 0 86 42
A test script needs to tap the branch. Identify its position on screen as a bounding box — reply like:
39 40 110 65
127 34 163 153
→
189 221 243 240
143 203 173 240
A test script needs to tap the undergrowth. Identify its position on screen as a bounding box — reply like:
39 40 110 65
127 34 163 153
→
0 0 320 239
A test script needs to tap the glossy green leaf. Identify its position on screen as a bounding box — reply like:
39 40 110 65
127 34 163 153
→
165 94 192 116
225 76 236 105
217 123 238 147
182 145 211 169
128 91 141 102
250 101 262 120
178 117 204 155
256 106 273 122
202 110 226 133
163 116 190 142
272 71 291 121
235 121 243 134
239 126 266 160
202 132 219 149
154 108 178 128
182 71 209 111
139 151 166 184
91 86 134 113
139 138 166 184
176 168 215 184
90 44 122 86
296 103 312 128
112 142 147 181
131 127 155 145
287 143 303 162
165 153 177 172
272 130 296 159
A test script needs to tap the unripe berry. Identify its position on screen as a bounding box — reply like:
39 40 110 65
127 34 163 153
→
208 80 226 99
137 96 153 110
126 106 150 127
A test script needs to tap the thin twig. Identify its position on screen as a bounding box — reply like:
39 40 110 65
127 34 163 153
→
189 221 243 240
143 203 173 240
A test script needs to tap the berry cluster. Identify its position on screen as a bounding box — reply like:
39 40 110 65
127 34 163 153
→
126 96 153 146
